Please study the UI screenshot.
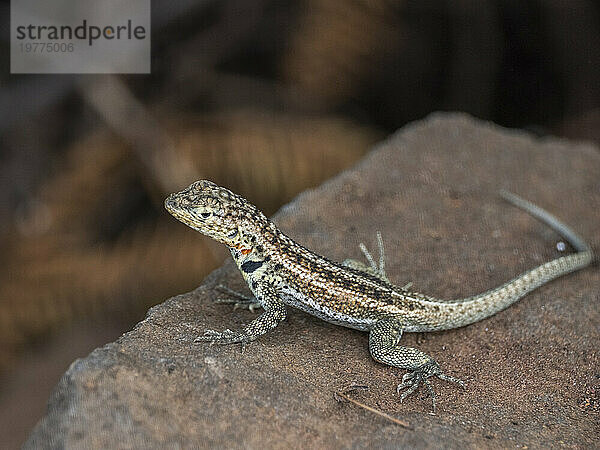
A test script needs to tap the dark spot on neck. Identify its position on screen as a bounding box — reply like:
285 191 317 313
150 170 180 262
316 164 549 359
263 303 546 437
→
241 260 263 274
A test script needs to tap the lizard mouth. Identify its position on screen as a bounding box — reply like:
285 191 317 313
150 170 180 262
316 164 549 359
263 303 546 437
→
164 194 190 226
164 194 176 212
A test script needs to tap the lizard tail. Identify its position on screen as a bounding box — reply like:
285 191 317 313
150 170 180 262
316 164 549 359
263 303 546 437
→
499 190 591 253
435 191 593 331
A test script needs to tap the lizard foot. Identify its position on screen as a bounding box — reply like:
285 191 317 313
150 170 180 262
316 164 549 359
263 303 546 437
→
400 282 413 291
195 329 252 345
396 361 465 412
213 300 262 312
213 285 262 312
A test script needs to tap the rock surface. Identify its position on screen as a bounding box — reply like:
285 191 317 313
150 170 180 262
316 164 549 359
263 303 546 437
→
26 113 599 449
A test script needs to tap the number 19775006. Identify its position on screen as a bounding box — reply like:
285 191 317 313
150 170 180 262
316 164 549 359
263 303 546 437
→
20 42 74 53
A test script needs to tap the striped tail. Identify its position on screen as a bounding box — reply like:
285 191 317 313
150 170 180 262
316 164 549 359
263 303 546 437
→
438 191 593 330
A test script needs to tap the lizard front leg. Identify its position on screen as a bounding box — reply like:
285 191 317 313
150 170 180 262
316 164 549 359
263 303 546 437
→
196 283 286 345
369 319 465 411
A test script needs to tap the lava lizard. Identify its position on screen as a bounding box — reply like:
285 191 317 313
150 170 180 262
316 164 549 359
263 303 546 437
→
165 180 593 410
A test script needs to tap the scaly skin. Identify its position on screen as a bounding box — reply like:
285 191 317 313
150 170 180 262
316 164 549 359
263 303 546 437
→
165 180 593 411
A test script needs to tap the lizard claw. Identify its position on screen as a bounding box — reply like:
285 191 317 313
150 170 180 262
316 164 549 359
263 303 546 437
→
397 370 423 402
436 372 466 389
396 361 464 412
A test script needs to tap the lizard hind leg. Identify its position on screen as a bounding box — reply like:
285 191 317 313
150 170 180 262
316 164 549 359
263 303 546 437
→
343 231 391 283
343 231 413 290
368 319 465 411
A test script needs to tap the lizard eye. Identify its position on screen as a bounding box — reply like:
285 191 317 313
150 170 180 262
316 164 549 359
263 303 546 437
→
227 229 238 238
200 211 212 219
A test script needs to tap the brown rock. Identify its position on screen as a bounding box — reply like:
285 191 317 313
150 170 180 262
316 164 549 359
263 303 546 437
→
25 113 600 448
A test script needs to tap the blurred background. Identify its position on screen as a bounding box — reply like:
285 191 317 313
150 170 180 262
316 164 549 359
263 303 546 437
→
1 1 599 447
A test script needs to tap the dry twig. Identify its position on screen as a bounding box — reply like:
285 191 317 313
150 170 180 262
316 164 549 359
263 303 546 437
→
334 384 412 429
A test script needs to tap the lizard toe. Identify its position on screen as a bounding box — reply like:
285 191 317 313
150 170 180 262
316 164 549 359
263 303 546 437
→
397 371 423 401
436 372 466 388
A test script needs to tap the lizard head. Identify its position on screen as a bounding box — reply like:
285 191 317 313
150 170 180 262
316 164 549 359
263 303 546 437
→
165 180 269 251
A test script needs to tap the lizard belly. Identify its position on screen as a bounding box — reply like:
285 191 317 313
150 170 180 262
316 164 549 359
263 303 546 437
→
278 285 373 331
